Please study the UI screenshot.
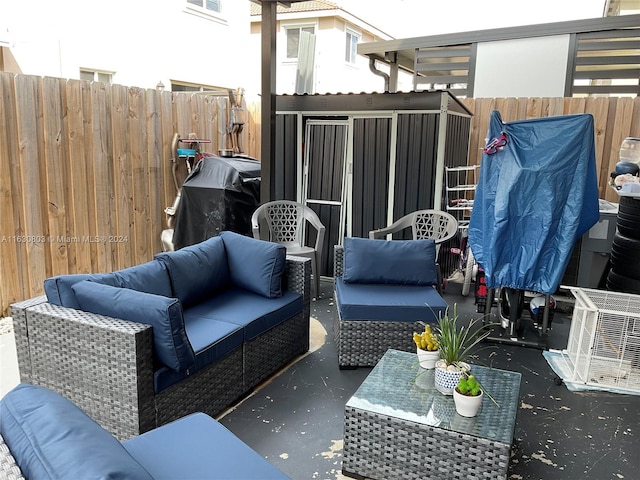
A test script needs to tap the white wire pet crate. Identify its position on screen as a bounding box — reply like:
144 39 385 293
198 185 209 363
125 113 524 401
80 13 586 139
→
564 287 640 394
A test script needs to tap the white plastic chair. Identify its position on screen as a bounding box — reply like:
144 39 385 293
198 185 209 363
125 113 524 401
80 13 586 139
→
252 200 326 299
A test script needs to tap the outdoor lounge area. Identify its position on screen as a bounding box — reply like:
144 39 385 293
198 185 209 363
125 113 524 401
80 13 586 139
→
3 2 640 479
3 272 640 479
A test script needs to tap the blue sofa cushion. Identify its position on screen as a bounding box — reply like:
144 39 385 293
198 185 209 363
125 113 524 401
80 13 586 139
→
155 235 230 308
220 231 286 299
187 288 304 341
0 383 153 480
123 413 290 480
44 273 120 309
112 260 173 298
154 316 244 393
335 277 447 322
72 281 195 373
343 237 438 286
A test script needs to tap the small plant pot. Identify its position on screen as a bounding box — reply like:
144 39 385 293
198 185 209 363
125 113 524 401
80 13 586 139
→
434 360 469 395
416 347 440 369
453 387 483 417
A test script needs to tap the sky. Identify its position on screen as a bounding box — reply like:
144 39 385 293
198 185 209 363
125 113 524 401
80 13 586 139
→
338 0 607 38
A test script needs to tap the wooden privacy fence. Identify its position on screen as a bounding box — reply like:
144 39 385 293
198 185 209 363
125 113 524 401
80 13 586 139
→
0 72 241 316
1 71 639 315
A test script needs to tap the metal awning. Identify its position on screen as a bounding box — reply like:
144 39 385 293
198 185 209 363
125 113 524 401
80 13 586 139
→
358 14 640 84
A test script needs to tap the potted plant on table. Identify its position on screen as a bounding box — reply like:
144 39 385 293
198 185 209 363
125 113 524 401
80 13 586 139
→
433 304 493 396
413 323 440 369
452 373 484 417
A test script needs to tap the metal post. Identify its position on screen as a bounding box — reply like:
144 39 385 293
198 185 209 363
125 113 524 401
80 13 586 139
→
260 1 278 204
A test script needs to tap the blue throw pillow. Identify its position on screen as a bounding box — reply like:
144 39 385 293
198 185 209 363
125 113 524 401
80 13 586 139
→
72 281 195 373
343 237 438 285
155 235 230 307
0 383 153 480
220 231 286 298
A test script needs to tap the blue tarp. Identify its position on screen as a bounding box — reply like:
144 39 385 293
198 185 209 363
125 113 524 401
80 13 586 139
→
468 110 600 294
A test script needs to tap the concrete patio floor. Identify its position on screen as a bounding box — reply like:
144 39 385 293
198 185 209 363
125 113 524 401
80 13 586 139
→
220 279 640 480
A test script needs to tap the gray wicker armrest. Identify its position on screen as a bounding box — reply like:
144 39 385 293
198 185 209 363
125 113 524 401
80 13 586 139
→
16 302 156 439
11 296 48 383
334 245 344 278
284 255 311 299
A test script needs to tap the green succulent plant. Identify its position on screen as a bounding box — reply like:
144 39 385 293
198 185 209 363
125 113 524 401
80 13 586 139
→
456 374 481 396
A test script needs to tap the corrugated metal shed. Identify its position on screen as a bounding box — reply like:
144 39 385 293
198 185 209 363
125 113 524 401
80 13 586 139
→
274 90 472 277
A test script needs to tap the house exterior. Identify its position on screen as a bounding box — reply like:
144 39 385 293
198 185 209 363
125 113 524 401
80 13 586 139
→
0 1 254 94
248 0 407 95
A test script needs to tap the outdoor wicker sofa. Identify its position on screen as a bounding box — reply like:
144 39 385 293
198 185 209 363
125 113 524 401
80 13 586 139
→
11 231 310 440
333 237 448 368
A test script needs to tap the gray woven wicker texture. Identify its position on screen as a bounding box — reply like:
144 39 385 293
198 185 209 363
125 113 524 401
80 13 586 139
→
0 435 24 480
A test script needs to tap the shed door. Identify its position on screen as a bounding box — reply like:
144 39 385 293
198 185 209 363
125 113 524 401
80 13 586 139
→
302 120 349 278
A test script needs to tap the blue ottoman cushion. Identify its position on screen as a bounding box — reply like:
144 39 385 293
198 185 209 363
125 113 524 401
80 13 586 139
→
123 413 290 480
335 277 447 322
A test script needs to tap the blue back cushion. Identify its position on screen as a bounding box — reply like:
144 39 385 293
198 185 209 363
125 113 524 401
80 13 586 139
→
113 260 172 297
44 273 120 309
44 260 171 309
0 383 153 480
220 231 286 299
72 281 195 373
343 237 438 286
155 236 230 308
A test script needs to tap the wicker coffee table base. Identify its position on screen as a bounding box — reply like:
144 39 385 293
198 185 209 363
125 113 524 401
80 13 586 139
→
343 407 510 480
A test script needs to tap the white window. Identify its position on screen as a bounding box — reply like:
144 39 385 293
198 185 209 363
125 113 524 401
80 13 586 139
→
187 0 220 13
345 29 360 64
286 26 315 59
79 69 113 84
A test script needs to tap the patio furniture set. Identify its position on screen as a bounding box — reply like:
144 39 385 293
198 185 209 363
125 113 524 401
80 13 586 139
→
5 205 522 479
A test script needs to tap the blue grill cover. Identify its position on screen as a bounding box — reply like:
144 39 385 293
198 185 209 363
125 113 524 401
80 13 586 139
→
469 110 600 294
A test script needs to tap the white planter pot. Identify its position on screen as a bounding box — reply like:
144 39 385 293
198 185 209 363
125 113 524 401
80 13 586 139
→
453 387 483 417
434 360 469 395
416 347 440 369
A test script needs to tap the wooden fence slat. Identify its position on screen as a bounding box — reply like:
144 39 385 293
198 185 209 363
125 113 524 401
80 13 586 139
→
0 73 24 310
128 87 148 263
111 84 133 267
585 97 613 201
15 74 47 298
66 79 93 273
90 81 116 273
146 89 164 255
42 76 68 276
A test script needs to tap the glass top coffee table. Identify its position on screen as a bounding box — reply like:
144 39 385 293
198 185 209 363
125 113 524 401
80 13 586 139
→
342 349 521 480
